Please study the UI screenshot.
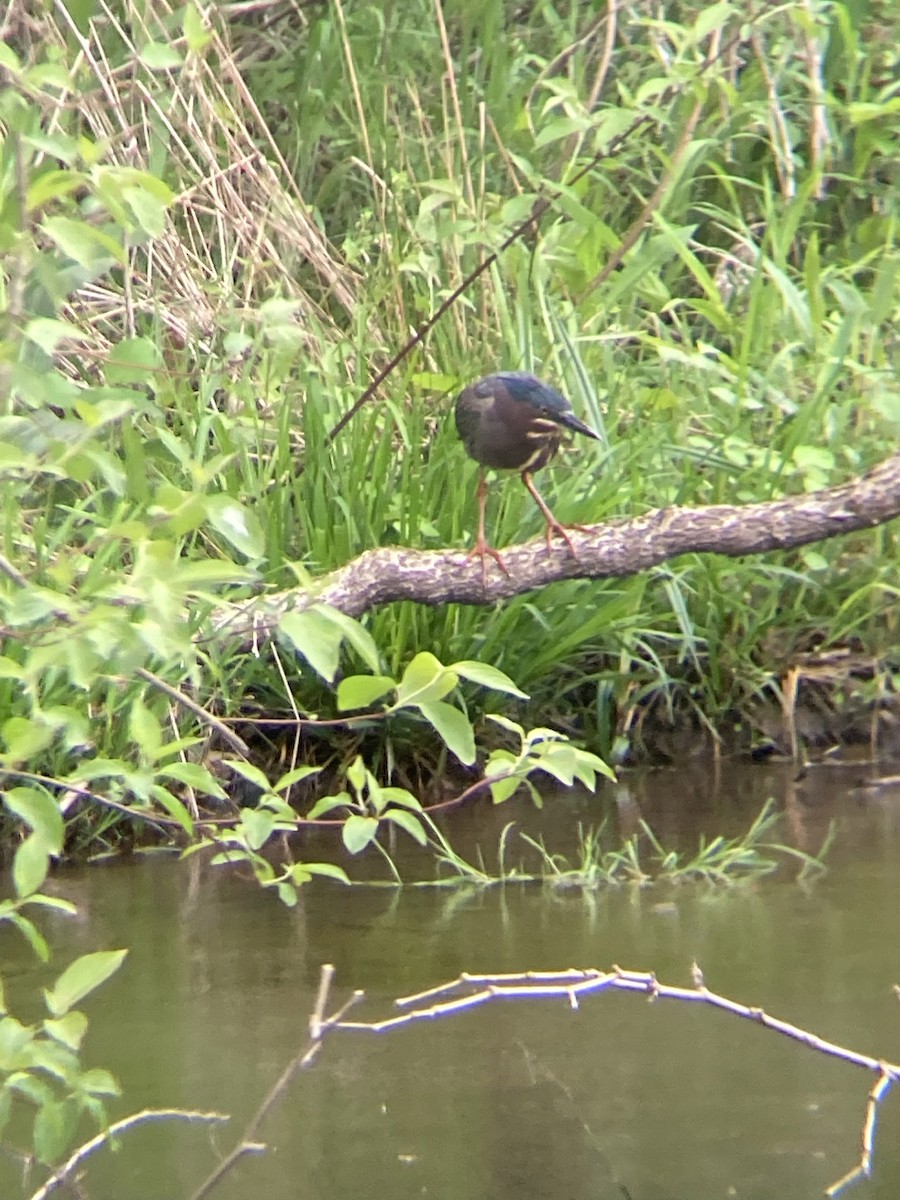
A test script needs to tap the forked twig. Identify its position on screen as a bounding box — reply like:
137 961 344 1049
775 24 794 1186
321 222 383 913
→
187 964 363 1200
335 964 900 1197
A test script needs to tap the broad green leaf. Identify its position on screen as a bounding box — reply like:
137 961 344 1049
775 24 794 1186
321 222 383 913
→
206 495 265 560
79 1068 121 1097
28 169 88 209
129 696 162 762
342 814 379 854
297 862 350 884
306 792 351 819
44 950 128 1017
3 787 64 852
274 765 322 792
34 1097 79 1165
41 216 124 269
279 609 343 682
183 1 212 51
13 836 50 900
486 714 525 741
0 1017 34 1069
394 652 457 707
146 788 195 835
156 762 228 799
532 743 578 785
310 605 381 673
384 809 427 845
450 661 529 699
139 41 183 70
220 759 272 794
240 808 278 851
417 701 476 765
347 756 366 792
43 1012 87 1051
336 674 396 711
489 775 522 804
7 912 50 961
24 318 93 356
105 337 164 387
380 787 422 811
123 184 168 237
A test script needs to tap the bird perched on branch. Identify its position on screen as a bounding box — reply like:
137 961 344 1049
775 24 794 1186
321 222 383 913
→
454 371 601 581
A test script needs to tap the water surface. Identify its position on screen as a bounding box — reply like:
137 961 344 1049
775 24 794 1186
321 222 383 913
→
3 759 900 1199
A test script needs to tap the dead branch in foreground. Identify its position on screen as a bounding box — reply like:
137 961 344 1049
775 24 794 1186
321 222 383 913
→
336 963 900 1198
212 451 900 637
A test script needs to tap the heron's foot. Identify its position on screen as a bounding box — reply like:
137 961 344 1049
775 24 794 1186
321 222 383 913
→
543 520 593 558
464 539 510 587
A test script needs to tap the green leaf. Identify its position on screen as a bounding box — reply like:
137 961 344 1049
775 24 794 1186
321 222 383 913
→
34 1098 79 1166
417 701 476 765
206 495 265 560
7 912 50 961
450 661 529 699
156 762 228 799
139 41 184 70
183 1 212 52
24 318 93 356
219 759 272 794
0 1016 35 1069
13 836 50 900
532 743 578 785
44 950 128 1017
3 787 64 852
41 216 124 269
273 765 322 792
336 674 397 711
342 814 379 854
105 337 164 387
384 809 428 845
146 788 195 835
306 792 350 819
297 862 351 884
489 775 522 804
43 1012 88 1051
486 714 525 742
311 606 381 673
394 652 457 707
123 184 168 238
129 696 162 762
240 808 278 851
380 787 422 811
79 1067 121 1097
279 609 343 683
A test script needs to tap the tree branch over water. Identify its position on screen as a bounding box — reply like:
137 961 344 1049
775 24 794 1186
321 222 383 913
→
213 451 900 636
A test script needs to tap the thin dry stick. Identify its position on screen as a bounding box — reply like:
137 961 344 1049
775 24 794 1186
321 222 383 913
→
27 1108 227 1200
135 667 250 758
335 965 900 1197
576 27 718 302
187 964 363 1200
797 0 830 199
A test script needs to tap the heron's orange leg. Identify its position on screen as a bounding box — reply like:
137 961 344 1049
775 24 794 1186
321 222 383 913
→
521 471 591 558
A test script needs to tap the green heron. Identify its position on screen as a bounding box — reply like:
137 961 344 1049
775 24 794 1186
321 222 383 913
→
454 371 600 580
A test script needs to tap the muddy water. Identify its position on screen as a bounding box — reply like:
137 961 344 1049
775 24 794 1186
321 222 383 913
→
4 760 900 1199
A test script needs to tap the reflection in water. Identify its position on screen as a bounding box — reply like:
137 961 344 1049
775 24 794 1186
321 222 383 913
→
2 761 900 1199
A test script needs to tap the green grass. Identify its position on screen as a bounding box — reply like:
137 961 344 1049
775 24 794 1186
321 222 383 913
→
0 0 898 851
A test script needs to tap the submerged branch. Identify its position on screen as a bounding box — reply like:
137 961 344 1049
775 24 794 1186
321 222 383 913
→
335 963 900 1198
213 452 900 634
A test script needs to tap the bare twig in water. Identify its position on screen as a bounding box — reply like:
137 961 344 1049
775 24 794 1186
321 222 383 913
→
28 1109 228 1200
335 964 900 1197
187 964 363 1200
